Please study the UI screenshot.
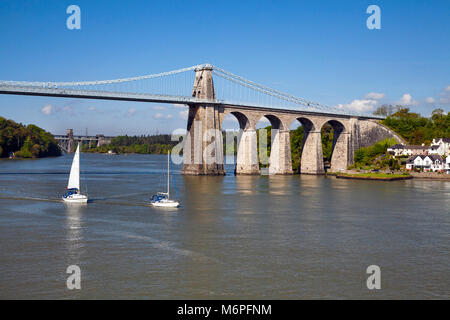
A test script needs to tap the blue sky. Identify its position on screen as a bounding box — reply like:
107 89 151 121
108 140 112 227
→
0 0 449 135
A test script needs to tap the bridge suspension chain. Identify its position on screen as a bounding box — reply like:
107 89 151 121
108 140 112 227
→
212 66 352 115
0 65 203 88
0 63 364 116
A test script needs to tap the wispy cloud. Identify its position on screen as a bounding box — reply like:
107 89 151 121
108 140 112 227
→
397 93 418 106
337 99 378 112
336 92 385 112
154 112 173 120
41 104 54 115
41 104 74 115
365 92 385 100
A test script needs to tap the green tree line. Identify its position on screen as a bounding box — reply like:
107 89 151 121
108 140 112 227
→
0 116 61 158
377 106 449 145
84 134 177 155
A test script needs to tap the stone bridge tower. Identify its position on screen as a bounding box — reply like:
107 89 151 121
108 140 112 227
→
66 129 75 153
181 65 225 175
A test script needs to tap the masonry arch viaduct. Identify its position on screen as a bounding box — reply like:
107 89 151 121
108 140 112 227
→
181 66 404 175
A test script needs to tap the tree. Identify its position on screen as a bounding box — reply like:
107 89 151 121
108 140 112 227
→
0 116 61 158
382 107 450 145
373 104 395 117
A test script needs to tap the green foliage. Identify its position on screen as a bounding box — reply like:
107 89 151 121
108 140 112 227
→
84 134 177 155
289 123 335 173
0 116 61 158
290 126 304 173
321 124 334 163
382 107 450 145
256 126 271 167
354 138 398 169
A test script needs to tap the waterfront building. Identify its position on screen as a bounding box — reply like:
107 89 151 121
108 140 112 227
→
389 138 450 158
388 144 430 157
446 155 450 174
430 138 450 156
406 155 444 172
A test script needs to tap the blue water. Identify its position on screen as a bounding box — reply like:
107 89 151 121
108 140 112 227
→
0 154 449 299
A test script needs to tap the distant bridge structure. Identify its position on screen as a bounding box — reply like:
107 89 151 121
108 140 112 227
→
53 129 113 153
0 63 402 174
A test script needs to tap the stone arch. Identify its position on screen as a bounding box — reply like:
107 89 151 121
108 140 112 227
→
254 114 292 175
221 110 251 130
289 117 324 174
320 119 350 172
222 109 259 175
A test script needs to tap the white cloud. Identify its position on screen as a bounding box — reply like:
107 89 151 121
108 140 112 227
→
127 108 136 115
179 110 189 120
152 105 166 110
41 104 53 115
337 99 378 112
425 97 435 104
445 85 450 92
88 106 96 111
153 113 173 120
365 92 385 100
398 93 418 106
173 104 186 108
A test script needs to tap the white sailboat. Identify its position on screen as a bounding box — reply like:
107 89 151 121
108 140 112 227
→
151 151 180 208
62 143 88 203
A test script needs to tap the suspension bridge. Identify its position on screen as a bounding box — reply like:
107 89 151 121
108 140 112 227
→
0 64 400 175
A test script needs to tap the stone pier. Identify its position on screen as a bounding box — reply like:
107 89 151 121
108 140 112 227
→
182 65 225 175
236 128 259 175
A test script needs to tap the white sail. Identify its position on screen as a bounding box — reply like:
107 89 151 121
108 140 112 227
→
67 144 80 190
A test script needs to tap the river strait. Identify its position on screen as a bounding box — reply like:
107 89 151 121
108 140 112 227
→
0 154 449 299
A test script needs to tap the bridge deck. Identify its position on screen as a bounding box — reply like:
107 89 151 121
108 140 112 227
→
0 85 382 120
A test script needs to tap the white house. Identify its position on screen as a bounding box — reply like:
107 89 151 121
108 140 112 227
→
388 144 430 157
406 155 444 172
387 144 407 157
446 155 450 174
431 138 450 156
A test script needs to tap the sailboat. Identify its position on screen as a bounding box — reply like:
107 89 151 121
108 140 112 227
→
150 151 180 208
62 143 88 203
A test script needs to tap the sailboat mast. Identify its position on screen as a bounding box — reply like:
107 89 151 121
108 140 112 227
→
77 143 81 191
167 151 170 198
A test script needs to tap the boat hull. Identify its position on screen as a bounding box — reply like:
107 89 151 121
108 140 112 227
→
151 200 179 208
62 195 88 203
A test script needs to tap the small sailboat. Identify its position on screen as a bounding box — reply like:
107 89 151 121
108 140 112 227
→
62 143 88 203
151 151 180 208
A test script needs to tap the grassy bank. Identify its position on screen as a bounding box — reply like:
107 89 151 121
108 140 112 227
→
334 172 412 181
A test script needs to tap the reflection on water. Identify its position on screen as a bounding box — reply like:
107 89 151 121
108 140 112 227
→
65 204 86 266
0 154 449 299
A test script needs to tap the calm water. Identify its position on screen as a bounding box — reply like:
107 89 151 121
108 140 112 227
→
0 154 449 299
